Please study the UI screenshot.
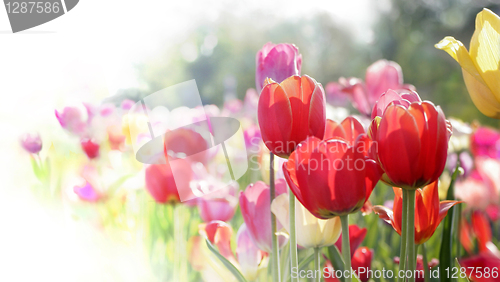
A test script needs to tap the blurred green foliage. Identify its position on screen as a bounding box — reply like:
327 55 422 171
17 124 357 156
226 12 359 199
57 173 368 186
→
124 0 500 126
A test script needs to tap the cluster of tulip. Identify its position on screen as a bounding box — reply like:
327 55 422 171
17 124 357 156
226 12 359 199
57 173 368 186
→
19 8 500 282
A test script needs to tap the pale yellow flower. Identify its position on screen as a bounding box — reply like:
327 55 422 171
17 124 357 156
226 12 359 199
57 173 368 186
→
271 194 341 249
436 9 500 118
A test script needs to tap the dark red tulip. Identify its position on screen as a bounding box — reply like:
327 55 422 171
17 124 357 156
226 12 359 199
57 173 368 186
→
81 138 99 159
258 75 326 158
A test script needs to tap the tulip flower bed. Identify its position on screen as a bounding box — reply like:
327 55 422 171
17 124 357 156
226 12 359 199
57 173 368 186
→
20 8 500 282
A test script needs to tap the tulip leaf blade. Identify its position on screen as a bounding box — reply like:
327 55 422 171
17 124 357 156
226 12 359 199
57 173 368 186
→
439 165 461 282
327 245 346 282
205 238 248 282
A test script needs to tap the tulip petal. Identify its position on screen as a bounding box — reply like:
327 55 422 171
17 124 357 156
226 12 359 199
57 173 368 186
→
308 82 327 139
373 205 396 228
436 34 500 118
377 105 421 188
470 9 500 98
435 36 487 86
258 82 293 156
325 119 346 140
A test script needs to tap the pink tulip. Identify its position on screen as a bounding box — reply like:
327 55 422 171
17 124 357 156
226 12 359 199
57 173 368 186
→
197 182 238 222
455 158 500 211
339 60 415 116
325 82 350 107
239 180 288 252
200 221 237 264
20 132 42 154
255 42 302 91
55 106 88 135
73 181 101 202
471 127 500 158
236 223 267 281
370 89 422 119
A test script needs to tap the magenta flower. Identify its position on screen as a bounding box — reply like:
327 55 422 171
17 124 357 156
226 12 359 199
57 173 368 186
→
197 182 238 222
55 106 88 135
339 60 415 116
20 132 42 154
471 127 500 158
73 181 101 202
239 180 288 252
255 42 302 91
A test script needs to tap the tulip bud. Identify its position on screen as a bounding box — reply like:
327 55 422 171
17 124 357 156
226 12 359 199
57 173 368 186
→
20 132 42 154
81 138 100 159
239 180 288 252
258 75 326 157
255 42 302 91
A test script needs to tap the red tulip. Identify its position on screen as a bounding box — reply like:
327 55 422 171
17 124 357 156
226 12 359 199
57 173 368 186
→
284 135 381 219
239 180 288 252
459 253 500 282
258 75 326 158
256 42 302 91
373 181 461 244
370 96 452 189
351 247 374 282
81 138 100 159
334 225 368 258
164 128 208 164
145 160 192 204
200 220 236 264
461 211 500 257
324 117 365 144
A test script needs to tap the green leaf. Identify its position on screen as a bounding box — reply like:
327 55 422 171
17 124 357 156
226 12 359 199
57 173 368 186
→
205 238 248 282
327 245 345 282
439 165 461 282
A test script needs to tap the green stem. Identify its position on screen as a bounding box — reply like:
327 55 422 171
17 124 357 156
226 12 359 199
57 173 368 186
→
455 203 462 259
399 189 409 282
314 247 321 282
270 153 281 282
174 204 180 282
422 244 430 282
289 190 298 282
407 189 416 282
340 215 352 282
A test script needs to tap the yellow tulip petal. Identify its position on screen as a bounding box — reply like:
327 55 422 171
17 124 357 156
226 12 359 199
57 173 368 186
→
470 8 500 100
435 36 487 86
463 68 500 118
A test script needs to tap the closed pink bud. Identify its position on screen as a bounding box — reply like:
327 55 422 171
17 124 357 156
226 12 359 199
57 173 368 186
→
20 132 42 154
256 42 302 91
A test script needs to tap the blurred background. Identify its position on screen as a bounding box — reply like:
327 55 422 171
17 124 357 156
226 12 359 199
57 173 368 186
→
1 0 500 281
